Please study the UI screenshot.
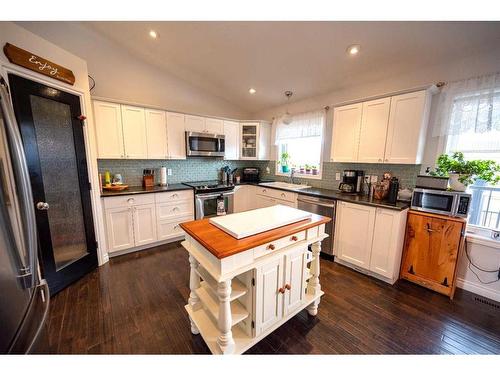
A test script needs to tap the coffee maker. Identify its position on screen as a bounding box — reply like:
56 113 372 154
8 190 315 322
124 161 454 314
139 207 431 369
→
339 170 365 194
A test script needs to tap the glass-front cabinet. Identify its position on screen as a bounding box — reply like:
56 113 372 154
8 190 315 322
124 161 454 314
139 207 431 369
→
241 122 258 159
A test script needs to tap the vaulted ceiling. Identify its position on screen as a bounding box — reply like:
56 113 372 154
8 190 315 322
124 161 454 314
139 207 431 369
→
81 22 499 113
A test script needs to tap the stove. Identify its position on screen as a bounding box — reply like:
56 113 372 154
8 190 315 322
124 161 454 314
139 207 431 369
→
183 180 235 194
182 181 235 219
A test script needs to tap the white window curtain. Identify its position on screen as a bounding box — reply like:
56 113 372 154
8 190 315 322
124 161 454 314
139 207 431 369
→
432 72 500 137
274 109 325 144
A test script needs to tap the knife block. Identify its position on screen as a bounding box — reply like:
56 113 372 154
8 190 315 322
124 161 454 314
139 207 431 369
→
142 175 155 188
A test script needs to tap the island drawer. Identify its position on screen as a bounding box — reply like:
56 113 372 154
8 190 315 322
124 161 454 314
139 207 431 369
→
155 190 193 203
103 193 154 209
253 230 306 259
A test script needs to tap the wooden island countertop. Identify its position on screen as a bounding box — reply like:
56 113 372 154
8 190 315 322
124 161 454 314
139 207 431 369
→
180 213 331 259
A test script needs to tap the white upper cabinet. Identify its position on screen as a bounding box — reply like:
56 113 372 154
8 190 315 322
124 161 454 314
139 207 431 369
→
185 115 206 133
384 90 430 164
121 105 148 159
93 101 124 159
330 90 431 164
357 98 391 163
258 122 271 160
166 112 186 159
205 118 224 134
224 120 240 160
331 103 362 162
145 109 168 159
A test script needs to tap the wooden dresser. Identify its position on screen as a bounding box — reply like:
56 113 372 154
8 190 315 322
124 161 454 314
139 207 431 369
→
400 210 466 299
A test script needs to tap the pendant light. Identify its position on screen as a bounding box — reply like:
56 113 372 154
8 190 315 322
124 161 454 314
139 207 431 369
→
282 91 293 125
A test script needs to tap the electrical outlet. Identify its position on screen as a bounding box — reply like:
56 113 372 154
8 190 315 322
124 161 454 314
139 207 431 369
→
335 172 341 181
167 168 172 176
370 175 378 183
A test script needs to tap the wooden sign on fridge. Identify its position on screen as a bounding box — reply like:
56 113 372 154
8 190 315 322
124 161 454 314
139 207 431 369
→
3 43 76 86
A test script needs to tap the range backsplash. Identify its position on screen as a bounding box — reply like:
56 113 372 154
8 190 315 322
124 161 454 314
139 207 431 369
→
97 159 420 190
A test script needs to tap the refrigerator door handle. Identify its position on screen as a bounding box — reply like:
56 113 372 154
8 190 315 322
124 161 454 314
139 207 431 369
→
0 78 38 289
25 279 50 353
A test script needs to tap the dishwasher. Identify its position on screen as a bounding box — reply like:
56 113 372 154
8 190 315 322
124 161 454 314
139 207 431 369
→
297 195 336 257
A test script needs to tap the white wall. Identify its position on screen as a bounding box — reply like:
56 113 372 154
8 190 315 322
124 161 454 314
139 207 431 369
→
0 21 108 266
16 22 250 119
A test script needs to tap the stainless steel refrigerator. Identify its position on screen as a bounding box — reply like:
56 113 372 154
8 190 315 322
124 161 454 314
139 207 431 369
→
0 76 49 353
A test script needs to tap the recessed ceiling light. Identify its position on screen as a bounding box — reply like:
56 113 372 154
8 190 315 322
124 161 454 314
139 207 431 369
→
346 44 360 56
149 30 158 39
248 88 257 94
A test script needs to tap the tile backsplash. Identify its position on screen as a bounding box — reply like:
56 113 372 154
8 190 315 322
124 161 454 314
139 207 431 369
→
98 158 420 190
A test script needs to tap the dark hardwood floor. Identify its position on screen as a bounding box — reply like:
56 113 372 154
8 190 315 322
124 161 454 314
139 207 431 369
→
37 242 500 354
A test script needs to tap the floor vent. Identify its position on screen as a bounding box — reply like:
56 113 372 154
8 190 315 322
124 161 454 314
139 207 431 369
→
474 296 500 309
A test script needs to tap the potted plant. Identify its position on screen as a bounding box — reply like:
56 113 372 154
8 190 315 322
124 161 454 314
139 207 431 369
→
299 165 305 174
311 165 319 175
279 152 290 173
430 152 500 191
305 164 312 174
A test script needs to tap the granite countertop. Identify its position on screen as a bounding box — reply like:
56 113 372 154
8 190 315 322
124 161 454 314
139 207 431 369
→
244 181 410 211
101 183 193 197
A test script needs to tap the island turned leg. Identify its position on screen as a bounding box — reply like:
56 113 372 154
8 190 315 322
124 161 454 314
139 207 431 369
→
306 240 322 316
188 254 201 334
216 279 235 354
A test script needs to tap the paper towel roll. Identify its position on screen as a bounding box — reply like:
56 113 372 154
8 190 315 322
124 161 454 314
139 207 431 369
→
160 166 167 186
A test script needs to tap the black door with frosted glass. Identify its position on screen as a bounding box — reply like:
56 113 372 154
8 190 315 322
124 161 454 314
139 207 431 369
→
8 74 97 295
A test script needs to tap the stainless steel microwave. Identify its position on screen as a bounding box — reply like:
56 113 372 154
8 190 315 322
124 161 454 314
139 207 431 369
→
185 131 225 157
411 188 471 218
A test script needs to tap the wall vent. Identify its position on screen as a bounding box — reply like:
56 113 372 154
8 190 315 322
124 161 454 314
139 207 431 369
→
474 296 500 310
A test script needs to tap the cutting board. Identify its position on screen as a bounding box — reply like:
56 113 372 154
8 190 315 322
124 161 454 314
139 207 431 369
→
209 205 312 239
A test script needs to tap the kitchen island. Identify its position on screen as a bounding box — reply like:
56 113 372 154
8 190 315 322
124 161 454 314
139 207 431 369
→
180 205 330 354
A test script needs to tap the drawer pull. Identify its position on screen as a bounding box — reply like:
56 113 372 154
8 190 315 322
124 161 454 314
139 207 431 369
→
173 224 179 229
172 193 179 198
127 198 135 204
284 284 291 290
173 207 179 211
281 193 286 197
262 189 267 193
278 287 285 294
291 235 298 241
267 244 275 250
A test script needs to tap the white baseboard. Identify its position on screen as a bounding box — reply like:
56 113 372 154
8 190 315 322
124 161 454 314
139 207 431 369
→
456 277 500 302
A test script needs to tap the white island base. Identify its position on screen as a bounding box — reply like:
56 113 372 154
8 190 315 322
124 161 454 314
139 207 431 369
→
180 209 328 355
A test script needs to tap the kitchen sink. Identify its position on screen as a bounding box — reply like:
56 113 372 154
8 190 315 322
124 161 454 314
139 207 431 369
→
259 181 311 190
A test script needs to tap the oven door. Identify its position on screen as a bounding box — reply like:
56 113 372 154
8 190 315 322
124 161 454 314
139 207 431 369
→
186 132 225 157
411 189 456 216
195 192 234 219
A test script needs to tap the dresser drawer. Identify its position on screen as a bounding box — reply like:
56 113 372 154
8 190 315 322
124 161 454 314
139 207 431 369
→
155 190 193 203
103 193 154 209
256 187 297 203
157 201 193 220
254 230 306 259
157 215 192 240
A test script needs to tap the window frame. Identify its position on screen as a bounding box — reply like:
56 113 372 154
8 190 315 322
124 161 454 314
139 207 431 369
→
274 135 325 180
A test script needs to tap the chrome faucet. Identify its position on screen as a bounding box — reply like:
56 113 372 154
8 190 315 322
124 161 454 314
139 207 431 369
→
289 169 296 184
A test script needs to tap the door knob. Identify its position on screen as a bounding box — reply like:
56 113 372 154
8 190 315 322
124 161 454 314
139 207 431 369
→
36 202 49 210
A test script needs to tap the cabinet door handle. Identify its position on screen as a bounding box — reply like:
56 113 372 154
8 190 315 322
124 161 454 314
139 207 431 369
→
291 235 298 241
385 159 389 162
267 244 275 250
284 284 291 290
278 287 285 294
378 158 382 162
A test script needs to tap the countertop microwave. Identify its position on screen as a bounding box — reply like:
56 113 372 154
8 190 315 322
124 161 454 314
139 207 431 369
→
186 131 225 157
411 188 471 218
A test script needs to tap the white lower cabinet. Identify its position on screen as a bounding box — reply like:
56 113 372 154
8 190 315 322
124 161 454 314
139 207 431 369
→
334 201 408 283
255 246 308 335
105 206 135 252
335 201 375 269
103 190 194 255
369 207 408 279
132 204 157 247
